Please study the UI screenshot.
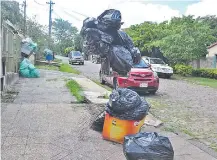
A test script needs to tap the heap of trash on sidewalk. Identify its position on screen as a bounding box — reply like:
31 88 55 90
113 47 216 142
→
82 9 174 160
19 38 40 78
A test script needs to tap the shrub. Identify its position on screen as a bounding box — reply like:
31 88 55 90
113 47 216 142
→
175 64 217 79
174 64 193 76
192 68 217 79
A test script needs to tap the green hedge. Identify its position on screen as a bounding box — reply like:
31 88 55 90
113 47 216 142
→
174 64 217 79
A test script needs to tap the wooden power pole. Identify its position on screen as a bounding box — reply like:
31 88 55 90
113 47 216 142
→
46 0 55 37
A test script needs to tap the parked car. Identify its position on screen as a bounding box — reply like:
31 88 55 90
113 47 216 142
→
68 51 84 65
99 59 159 94
142 56 173 78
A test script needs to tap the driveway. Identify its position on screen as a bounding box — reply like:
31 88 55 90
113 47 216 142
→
72 60 217 152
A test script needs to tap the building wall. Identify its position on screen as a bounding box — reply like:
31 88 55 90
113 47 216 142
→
189 57 216 69
208 45 217 57
1 21 22 92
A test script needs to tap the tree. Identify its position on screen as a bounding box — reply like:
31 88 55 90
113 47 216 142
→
1 1 24 32
74 34 83 52
126 15 217 64
52 18 78 53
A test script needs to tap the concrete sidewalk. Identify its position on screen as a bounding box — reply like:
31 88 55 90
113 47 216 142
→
73 76 217 160
1 70 124 160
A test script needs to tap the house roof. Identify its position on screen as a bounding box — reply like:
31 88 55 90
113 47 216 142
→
208 42 217 49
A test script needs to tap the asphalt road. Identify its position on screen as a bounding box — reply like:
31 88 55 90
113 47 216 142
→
72 60 101 81
69 58 217 153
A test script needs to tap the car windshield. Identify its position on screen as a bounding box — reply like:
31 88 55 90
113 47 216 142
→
150 58 165 64
133 60 149 68
71 51 81 56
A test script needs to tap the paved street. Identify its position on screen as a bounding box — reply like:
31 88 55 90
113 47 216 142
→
71 59 217 157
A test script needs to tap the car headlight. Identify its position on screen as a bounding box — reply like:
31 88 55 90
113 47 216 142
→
153 71 158 78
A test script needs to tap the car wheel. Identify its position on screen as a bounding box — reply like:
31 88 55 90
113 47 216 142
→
99 71 106 84
165 74 171 79
149 90 157 95
113 77 118 89
81 62 84 65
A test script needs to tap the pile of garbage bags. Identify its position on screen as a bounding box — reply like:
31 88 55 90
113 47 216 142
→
123 132 174 160
106 88 149 121
19 58 40 78
21 38 37 56
19 38 40 78
81 9 141 75
91 88 149 132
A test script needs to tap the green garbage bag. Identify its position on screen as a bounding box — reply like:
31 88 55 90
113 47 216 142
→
19 58 40 78
21 40 37 55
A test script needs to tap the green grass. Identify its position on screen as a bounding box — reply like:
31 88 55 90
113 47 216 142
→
173 74 217 88
53 58 62 63
36 65 59 71
36 64 80 74
66 80 84 103
59 64 80 74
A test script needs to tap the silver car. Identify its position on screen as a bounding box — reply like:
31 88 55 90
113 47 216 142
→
68 51 84 65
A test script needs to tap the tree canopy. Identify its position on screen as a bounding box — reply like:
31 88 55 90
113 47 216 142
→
52 18 79 54
126 15 217 64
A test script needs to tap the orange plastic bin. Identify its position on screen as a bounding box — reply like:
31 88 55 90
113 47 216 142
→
102 112 145 144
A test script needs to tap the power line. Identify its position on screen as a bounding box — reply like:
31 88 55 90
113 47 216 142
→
63 10 82 21
57 6 88 18
34 0 46 6
53 11 62 19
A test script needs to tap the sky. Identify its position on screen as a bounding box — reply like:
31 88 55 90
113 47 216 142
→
15 0 217 30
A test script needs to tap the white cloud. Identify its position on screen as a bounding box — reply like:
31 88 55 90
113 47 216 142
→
18 0 181 30
186 0 217 17
110 1 181 28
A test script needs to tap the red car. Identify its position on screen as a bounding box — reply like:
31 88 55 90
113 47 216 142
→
99 60 159 94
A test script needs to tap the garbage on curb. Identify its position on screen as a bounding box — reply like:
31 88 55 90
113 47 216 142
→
106 88 149 121
44 49 54 62
123 132 174 160
102 112 145 144
21 38 37 56
19 58 40 78
44 49 53 56
91 88 150 143
91 111 106 132
81 9 141 75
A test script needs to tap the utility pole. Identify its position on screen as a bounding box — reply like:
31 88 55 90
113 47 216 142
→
46 0 55 37
23 0 27 36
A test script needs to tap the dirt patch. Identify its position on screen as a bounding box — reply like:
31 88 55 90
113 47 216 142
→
1 90 19 103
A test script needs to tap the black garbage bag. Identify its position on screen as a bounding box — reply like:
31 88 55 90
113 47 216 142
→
106 100 149 121
82 28 113 57
108 88 142 113
97 9 123 31
80 17 97 36
110 45 133 75
123 132 174 160
118 31 141 64
91 111 105 132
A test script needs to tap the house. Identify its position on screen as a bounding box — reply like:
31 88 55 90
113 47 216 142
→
189 42 217 69
207 42 217 57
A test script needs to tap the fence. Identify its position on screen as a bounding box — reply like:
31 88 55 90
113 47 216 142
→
1 20 23 92
189 56 217 69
